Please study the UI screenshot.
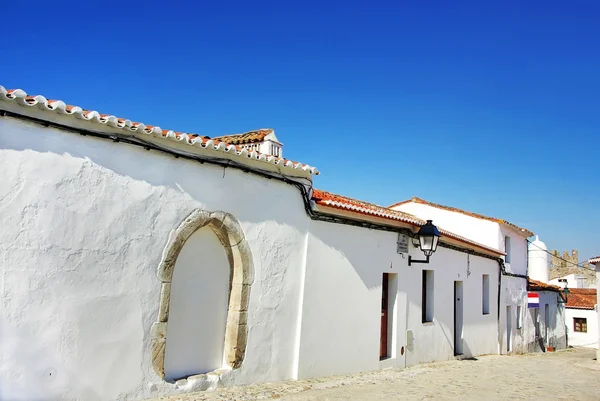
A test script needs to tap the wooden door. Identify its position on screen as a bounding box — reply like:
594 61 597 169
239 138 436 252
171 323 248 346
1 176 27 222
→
380 274 389 359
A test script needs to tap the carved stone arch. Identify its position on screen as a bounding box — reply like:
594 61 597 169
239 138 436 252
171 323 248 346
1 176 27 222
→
150 210 254 379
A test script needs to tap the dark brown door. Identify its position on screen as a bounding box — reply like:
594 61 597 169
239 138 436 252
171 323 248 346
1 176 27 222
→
380 274 389 360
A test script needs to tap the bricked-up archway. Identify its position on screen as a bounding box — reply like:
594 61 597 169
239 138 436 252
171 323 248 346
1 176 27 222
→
151 210 254 379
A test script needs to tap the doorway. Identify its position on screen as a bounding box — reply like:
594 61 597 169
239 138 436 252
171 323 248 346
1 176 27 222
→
380 274 389 360
506 305 512 353
454 281 464 355
544 303 550 344
163 227 230 381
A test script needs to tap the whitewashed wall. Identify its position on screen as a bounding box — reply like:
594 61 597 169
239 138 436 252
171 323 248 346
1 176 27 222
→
392 203 501 250
515 292 567 353
404 247 499 365
549 274 589 289
297 221 408 378
0 117 309 401
0 115 527 401
566 308 598 348
498 276 528 353
297 221 499 379
499 226 528 276
393 202 535 356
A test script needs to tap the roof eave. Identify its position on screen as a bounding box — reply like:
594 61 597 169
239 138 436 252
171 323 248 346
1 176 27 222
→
313 203 504 258
0 88 318 178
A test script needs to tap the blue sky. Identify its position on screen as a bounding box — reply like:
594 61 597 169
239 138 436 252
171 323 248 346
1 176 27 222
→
2 1 599 261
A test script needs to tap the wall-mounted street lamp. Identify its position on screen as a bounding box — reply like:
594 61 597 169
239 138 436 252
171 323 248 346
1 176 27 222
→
408 220 441 266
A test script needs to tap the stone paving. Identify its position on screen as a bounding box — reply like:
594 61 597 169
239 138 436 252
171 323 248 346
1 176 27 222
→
148 347 600 401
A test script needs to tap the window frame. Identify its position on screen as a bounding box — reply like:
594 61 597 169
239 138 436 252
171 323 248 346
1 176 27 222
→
574 317 587 333
422 269 434 323
482 274 490 315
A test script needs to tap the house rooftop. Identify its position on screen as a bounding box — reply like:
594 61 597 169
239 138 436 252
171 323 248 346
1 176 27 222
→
0 86 317 177
213 129 277 145
589 256 600 265
390 196 534 237
527 278 563 294
313 189 505 257
565 288 597 310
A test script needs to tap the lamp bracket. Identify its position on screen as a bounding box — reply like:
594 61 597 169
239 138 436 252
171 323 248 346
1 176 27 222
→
408 255 430 266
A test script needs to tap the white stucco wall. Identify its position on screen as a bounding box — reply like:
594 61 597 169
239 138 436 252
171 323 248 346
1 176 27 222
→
0 117 310 400
566 308 598 348
514 292 567 353
297 221 499 379
392 203 538 356
297 221 408 378
404 247 499 365
498 276 529 354
499 226 528 276
0 114 543 400
391 203 501 250
549 274 589 289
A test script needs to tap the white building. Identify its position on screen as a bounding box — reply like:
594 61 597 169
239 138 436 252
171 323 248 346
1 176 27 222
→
549 273 591 289
561 288 598 348
589 257 600 360
0 85 541 400
391 198 567 354
212 129 283 158
525 279 567 352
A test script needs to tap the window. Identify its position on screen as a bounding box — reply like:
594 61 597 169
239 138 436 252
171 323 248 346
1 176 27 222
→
422 270 434 323
544 303 549 343
516 305 522 329
482 274 490 315
504 236 511 263
574 318 587 333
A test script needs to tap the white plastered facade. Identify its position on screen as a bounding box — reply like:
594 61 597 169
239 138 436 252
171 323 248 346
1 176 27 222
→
1 115 510 400
391 201 567 355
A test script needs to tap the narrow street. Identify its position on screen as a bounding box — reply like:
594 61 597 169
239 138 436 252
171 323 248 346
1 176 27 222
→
149 347 600 401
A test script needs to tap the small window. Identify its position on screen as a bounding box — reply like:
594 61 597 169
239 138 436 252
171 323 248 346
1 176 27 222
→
504 236 511 263
482 274 490 315
422 270 434 323
516 305 522 329
574 318 587 333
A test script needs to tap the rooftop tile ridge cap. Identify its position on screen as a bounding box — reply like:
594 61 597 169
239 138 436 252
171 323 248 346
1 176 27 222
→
314 189 419 212
0 85 318 175
213 128 274 138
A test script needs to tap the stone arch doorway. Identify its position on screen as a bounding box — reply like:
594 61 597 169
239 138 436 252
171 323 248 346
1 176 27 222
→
150 210 254 380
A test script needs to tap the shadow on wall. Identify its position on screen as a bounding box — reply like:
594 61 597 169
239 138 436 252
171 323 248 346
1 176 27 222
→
4 121 308 229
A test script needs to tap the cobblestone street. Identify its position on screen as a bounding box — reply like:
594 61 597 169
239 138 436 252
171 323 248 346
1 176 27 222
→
149 347 600 401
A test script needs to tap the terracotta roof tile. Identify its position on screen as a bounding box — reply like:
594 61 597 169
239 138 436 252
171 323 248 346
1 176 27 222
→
528 278 563 293
0 86 317 176
589 256 600 265
213 129 273 145
313 189 425 226
390 197 533 237
565 288 597 310
313 189 505 256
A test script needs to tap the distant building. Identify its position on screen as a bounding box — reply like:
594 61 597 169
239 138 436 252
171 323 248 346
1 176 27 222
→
213 129 283 157
548 249 595 287
549 273 593 289
564 288 598 348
